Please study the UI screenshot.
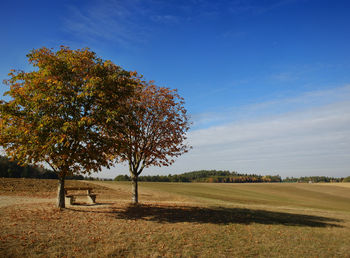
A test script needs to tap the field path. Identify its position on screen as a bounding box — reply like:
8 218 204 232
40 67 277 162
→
0 195 55 208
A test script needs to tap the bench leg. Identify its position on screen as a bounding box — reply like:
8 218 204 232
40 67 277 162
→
65 196 75 205
88 195 96 204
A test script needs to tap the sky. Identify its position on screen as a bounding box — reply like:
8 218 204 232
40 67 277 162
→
1 0 350 178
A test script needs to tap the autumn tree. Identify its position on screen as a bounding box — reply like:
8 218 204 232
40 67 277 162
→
0 46 136 208
115 80 191 204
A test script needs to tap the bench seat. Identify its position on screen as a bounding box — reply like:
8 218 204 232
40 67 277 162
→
66 194 97 197
65 191 97 205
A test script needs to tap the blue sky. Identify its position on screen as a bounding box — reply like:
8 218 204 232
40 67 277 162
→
1 0 350 178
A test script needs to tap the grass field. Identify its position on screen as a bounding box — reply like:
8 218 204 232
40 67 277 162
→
1 179 350 257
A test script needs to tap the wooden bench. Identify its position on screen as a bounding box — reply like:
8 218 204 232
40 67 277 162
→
64 187 97 205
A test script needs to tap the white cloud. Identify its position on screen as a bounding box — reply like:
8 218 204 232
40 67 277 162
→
97 85 350 178
192 85 350 129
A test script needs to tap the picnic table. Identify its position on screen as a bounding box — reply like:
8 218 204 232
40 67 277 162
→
64 187 97 205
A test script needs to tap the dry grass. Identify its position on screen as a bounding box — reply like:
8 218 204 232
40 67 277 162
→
0 178 116 198
0 179 350 257
317 182 350 188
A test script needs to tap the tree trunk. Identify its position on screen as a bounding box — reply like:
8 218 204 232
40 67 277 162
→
131 175 138 204
57 176 65 208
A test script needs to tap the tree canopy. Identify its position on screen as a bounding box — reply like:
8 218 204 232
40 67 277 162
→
114 79 191 203
0 46 137 207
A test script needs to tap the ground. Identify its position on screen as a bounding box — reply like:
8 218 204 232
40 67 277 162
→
0 178 349 257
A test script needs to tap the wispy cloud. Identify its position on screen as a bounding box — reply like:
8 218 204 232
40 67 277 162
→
270 72 299 82
61 0 305 47
61 0 205 47
182 98 350 177
228 0 305 15
62 0 151 47
192 85 350 129
150 14 180 24
268 63 338 83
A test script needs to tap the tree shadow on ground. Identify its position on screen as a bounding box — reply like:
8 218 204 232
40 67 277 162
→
112 204 343 228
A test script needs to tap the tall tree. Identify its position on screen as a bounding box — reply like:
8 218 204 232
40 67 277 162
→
115 80 191 204
0 46 136 208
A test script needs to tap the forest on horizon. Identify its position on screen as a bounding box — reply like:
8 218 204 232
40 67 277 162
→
1 155 348 183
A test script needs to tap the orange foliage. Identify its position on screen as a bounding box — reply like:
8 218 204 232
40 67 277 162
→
112 78 191 203
0 46 137 207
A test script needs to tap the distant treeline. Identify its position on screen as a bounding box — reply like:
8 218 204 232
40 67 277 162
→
283 176 344 183
2 155 348 183
115 170 282 183
115 170 349 183
0 155 84 180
